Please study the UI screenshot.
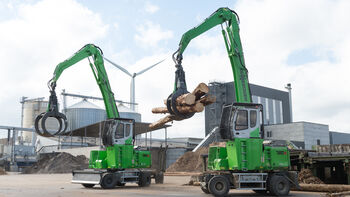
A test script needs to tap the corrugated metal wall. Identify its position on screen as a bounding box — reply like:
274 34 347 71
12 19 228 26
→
66 108 106 131
205 82 290 135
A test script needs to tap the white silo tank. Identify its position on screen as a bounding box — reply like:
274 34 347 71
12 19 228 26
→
66 99 106 131
117 104 141 122
22 100 59 143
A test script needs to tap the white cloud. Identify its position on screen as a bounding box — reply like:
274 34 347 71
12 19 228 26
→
134 21 173 48
234 0 350 132
144 2 159 14
1 0 350 141
7 2 13 10
145 0 350 137
113 23 118 31
0 0 108 129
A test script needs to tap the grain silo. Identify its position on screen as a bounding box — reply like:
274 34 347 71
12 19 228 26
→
66 99 106 131
117 104 141 122
22 99 59 143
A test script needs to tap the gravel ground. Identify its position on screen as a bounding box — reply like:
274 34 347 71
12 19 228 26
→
0 173 324 197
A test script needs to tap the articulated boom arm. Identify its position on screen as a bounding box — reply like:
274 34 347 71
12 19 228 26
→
35 44 119 137
52 44 119 119
173 7 252 104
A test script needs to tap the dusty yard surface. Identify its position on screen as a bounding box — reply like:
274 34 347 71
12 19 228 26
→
0 173 324 197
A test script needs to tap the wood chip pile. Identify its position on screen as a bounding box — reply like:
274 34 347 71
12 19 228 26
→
23 152 88 174
166 147 208 172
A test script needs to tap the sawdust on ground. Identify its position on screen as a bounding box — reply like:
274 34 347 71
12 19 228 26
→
166 147 208 172
23 152 88 174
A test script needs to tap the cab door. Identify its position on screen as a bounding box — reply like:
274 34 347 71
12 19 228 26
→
232 107 261 139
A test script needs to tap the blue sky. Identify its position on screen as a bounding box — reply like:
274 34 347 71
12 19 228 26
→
0 0 349 140
74 0 236 63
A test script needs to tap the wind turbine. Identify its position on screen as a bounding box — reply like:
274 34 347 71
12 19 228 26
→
103 57 165 111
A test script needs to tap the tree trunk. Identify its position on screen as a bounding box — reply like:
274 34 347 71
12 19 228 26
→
192 83 209 100
149 115 175 129
176 93 196 105
152 107 168 114
176 102 204 113
199 95 216 105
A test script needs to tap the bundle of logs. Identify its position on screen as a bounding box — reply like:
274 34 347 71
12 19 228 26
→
149 83 216 129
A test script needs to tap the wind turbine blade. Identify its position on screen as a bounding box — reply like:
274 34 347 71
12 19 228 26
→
136 59 165 76
103 57 132 77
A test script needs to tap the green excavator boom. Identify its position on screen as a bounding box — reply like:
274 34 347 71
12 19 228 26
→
52 44 119 119
176 7 251 103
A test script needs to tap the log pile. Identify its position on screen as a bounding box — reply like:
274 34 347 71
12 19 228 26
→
298 168 324 184
149 83 216 129
298 184 350 193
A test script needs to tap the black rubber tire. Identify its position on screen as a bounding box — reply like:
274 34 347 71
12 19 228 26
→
100 173 117 189
268 174 290 196
82 184 94 188
200 184 211 194
138 172 151 187
253 189 268 194
208 175 229 197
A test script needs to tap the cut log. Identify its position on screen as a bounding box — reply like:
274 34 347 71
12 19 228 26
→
176 102 204 113
152 107 168 114
149 115 183 129
153 102 204 115
176 93 196 105
192 83 209 100
199 95 216 105
328 191 350 197
149 115 175 130
150 83 212 129
295 184 350 193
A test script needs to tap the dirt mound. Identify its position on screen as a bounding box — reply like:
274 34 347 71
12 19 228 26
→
23 152 89 174
166 147 208 172
298 168 324 184
0 167 6 175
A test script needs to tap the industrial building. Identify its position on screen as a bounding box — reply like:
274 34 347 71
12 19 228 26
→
204 81 350 150
264 122 330 150
330 131 350 145
0 93 202 171
205 81 292 136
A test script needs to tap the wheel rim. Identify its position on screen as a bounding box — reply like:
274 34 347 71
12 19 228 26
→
278 182 285 190
215 182 224 191
106 177 113 185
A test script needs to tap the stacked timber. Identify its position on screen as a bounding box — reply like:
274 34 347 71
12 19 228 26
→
298 168 324 184
149 83 216 129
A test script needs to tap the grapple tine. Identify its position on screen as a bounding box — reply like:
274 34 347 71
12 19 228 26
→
166 63 194 120
34 84 68 137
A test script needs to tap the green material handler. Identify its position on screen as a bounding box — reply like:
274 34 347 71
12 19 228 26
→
166 8 299 196
34 44 157 189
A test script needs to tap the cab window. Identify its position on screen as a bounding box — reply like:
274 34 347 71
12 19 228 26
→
125 124 131 137
115 123 124 139
235 110 248 130
250 110 257 128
